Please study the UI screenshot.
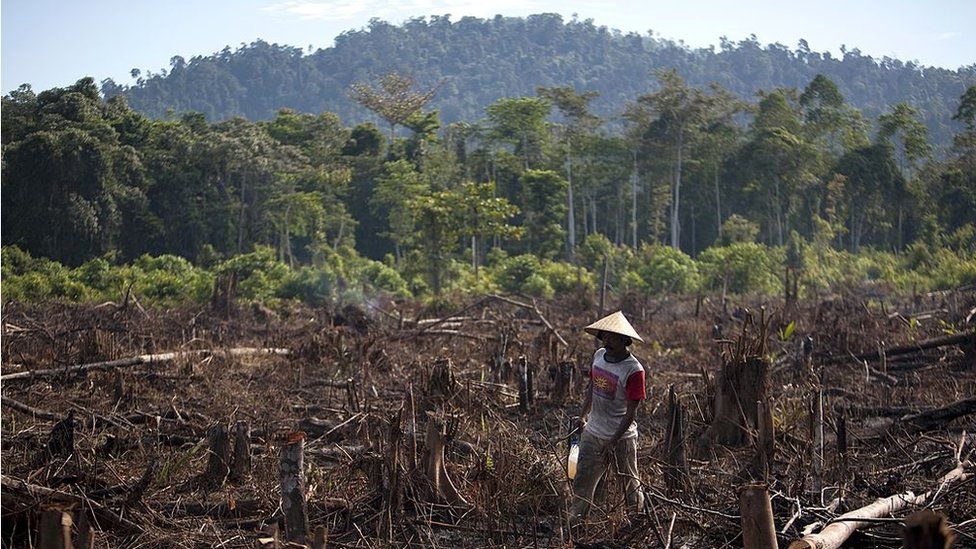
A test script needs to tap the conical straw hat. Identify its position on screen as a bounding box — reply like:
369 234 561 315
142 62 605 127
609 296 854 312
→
584 311 644 343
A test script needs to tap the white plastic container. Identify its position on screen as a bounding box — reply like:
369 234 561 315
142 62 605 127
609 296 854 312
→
567 442 580 479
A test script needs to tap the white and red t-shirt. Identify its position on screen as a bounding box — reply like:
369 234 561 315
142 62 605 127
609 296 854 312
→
584 348 646 440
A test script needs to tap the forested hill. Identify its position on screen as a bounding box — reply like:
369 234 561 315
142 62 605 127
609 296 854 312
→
103 14 974 149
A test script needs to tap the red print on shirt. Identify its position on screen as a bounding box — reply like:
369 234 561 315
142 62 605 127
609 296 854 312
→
591 367 618 399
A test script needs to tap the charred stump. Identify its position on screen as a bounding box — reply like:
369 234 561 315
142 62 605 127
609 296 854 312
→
33 411 75 469
903 510 954 549
663 385 688 494
37 509 72 549
229 420 252 482
699 312 770 453
202 423 230 488
424 413 466 505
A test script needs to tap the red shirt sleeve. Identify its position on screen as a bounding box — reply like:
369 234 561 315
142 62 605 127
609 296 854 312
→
625 369 646 401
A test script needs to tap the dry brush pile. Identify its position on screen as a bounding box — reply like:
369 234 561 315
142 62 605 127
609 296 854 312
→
1 287 974 548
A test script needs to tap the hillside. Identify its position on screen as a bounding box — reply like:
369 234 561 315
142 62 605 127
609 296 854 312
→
103 14 975 150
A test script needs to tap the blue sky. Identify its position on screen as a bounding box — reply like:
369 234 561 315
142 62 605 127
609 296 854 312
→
2 0 974 93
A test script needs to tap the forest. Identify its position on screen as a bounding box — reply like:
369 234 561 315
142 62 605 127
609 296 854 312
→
99 14 976 151
2 69 975 304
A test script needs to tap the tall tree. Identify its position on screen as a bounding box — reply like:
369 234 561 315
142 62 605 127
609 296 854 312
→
519 170 568 259
350 73 437 155
371 160 429 263
538 86 600 259
485 97 551 170
877 103 931 249
631 70 709 250
738 90 818 246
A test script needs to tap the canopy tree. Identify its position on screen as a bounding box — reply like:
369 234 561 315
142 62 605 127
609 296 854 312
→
350 72 437 154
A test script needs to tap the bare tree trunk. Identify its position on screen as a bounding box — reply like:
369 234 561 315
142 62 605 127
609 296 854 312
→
632 148 639 248
599 255 609 316
567 139 576 259
714 162 722 240
237 166 247 254
670 128 683 249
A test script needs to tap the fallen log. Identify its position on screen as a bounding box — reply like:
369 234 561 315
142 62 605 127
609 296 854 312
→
1 475 142 535
830 331 974 363
788 461 972 549
0 348 290 383
1 396 61 421
897 397 976 432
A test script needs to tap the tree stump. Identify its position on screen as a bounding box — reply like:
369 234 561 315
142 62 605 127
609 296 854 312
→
700 356 768 450
756 397 775 482
313 526 328 549
37 509 72 549
699 312 771 454
551 360 575 404
424 414 466 505
427 358 458 408
739 484 779 549
663 385 688 494
35 411 75 468
903 510 954 549
125 458 158 509
279 432 309 544
203 424 230 488
230 420 252 482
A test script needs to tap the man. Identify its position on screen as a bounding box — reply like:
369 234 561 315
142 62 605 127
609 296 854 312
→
570 310 646 525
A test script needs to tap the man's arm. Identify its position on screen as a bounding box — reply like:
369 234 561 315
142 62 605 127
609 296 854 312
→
608 399 639 445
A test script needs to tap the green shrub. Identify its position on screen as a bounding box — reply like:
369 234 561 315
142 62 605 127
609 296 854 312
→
129 253 211 303
278 266 338 306
72 257 123 293
699 243 780 294
1 247 93 302
360 260 411 297
626 244 700 295
214 246 288 301
492 254 544 294
540 260 594 294
521 273 554 298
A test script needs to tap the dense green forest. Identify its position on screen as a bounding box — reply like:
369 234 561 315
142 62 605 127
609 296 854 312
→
98 14 976 152
3 68 975 304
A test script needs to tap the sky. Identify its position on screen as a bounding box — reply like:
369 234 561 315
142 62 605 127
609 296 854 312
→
2 0 975 94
